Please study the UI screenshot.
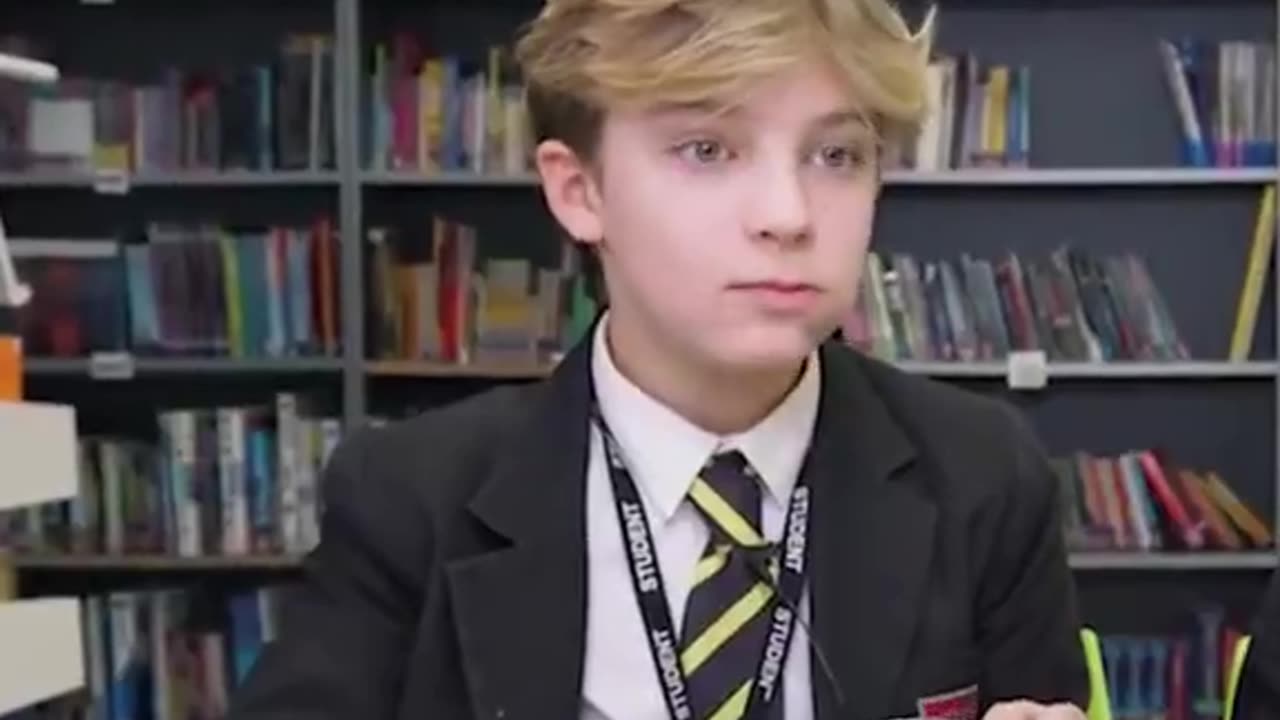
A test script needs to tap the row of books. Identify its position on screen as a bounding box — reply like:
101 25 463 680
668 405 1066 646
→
0 597 1245 720
0 394 340 558
0 34 335 174
1159 38 1278 168
1052 449 1273 553
364 37 530 176
9 219 341 359
841 248 1188 363
3 588 283 720
366 219 597 364
1096 606 1245 720
890 54 1030 171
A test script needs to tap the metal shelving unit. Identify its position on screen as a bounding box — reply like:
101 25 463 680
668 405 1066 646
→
4 0 1277 593
25 356 344 376
9 554 306 572
358 166 1278 189
0 170 339 188
1068 551 1279 571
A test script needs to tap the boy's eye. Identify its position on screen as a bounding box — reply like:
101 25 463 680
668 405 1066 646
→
675 139 731 164
812 143 866 169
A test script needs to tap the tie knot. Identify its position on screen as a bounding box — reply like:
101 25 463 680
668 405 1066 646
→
690 449 764 547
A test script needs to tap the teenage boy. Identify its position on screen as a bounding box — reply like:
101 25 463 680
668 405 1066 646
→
229 1 1090 718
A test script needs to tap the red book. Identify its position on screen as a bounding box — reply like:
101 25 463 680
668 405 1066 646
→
1139 450 1203 549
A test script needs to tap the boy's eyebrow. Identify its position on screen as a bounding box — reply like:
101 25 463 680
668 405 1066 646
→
646 100 738 118
811 109 873 131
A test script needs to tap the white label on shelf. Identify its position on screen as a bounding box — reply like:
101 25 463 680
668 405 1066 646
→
1006 350 1048 390
92 169 129 194
88 352 135 381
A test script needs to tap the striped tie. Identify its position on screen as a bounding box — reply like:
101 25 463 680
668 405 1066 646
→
680 450 777 720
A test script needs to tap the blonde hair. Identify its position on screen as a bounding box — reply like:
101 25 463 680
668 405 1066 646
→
514 0 936 162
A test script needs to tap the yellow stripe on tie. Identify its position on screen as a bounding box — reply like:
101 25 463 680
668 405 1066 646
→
681 582 773 674
707 679 754 720
689 478 765 547
692 545 731 587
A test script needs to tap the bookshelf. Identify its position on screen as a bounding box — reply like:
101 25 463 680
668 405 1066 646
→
358 166 1280 187
2 0 1280 716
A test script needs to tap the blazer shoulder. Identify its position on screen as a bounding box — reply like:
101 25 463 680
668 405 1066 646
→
838 348 1050 503
330 382 543 518
845 349 1031 448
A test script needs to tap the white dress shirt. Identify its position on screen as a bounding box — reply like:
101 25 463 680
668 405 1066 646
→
581 315 820 719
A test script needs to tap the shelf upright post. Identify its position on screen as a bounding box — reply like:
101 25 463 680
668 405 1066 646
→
1273 0 1280 550
336 0 367 427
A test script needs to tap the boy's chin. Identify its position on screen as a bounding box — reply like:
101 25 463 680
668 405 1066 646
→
705 327 823 372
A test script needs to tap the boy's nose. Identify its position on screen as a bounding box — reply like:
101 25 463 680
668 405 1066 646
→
744 164 812 246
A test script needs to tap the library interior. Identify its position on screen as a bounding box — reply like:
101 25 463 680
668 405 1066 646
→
1 0 1279 718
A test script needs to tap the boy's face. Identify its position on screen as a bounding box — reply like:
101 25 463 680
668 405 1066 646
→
540 57 880 372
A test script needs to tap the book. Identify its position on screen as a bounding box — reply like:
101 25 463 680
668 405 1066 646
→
0 395 340 557
1051 449 1272 552
843 248 1188 363
0 34 336 173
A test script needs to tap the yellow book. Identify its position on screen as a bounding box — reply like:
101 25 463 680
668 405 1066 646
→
1203 471 1273 547
987 66 1009 161
421 59 445 174
1229 185 1276 360
218 232 245 358
0 550 12 601
487 46 505 174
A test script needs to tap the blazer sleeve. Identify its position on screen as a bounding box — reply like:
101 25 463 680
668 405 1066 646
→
228 427 429 719
1233 569 1280 720
974 409 1090 711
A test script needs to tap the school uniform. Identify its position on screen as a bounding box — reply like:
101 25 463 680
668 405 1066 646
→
228 314 1089 720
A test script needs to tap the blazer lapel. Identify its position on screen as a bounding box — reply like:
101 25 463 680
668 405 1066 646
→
445 337 594 720
810 344 937 720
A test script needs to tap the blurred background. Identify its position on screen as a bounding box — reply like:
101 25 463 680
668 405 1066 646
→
0 0 1276 718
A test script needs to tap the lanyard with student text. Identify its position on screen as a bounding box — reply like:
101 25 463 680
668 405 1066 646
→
593 406 812 720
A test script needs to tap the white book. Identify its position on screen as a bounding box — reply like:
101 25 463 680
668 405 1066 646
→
161 411 201 558
0 598 85 715
217 408 250 555
98 442 125 555
276 393 301 553
0 401 79 512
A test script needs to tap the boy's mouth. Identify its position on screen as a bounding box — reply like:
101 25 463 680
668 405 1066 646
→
729 280 820 294
728 280 823 312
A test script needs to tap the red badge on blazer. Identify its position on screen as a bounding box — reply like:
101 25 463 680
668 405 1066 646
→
916 684 978 720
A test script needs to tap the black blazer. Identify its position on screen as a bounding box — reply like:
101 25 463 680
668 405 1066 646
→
228 337 1089 720
1233 569 1280 719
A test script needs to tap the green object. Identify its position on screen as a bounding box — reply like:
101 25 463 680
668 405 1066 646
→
567 274 597 347
1223 635 1252 720
1081 627 1113 720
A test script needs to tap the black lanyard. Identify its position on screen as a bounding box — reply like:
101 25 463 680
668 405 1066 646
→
594 406 812 720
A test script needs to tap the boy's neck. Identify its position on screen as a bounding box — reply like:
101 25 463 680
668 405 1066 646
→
603 313 807 437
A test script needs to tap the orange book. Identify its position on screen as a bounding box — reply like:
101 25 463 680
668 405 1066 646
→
0 334 20 401
1179 470 1243 550
315 217 338 356
1203 472 1273 547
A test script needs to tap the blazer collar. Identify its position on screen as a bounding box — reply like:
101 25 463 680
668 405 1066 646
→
808 343 933 720
447 330 931 720
446 326 595 720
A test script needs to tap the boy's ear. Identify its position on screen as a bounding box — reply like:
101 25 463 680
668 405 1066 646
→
534 139 605 247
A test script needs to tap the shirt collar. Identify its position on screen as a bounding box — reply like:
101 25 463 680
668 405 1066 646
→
590 313 821 522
